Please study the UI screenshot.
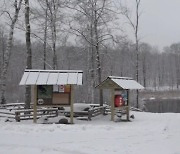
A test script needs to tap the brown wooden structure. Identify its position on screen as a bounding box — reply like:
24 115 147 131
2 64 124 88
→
20 69 83 124
96 76 144 121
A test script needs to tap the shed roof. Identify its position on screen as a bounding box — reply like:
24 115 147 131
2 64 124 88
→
19 69 83 85
96 76 144 90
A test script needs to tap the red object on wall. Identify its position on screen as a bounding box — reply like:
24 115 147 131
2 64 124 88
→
114 95 125 107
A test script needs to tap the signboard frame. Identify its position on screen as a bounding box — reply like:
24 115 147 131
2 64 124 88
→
37 85 71 106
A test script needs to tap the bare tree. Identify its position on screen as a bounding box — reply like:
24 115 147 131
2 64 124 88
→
32 0 49 70
120 0 141 108
24 0 32 109
0 0 23 104
0 25 7 77
139 43 151 88
31 0 66 70
29 0 50 70
45 0 66 69
67 0 116 105
43 7 48 70
45 0 57 69
169 43 180 89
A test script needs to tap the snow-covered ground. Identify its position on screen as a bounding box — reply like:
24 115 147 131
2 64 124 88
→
0 112 180 154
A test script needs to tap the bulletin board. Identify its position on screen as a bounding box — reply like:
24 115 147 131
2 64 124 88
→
37 85 71 106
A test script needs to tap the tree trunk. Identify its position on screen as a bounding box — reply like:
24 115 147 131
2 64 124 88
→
135 0 140 109
94 8 103 106
52 5 57 70
136 39 139 108
143 63 146 88
0 0 23 104
95 44 103 106
46 0 57 70
43 8 48 70
90 22 95 104
0 30 6 83
25 0 32 109
121 0 141 108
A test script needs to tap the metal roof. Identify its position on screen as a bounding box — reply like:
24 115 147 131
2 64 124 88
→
96 76 144 90
19 69 83 85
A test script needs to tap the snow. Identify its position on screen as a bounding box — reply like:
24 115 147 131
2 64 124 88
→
112 78 144 89
64 103 92 112
0 112 180 154
20 70 83 85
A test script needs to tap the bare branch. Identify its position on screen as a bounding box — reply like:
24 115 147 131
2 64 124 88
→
2 11 13 21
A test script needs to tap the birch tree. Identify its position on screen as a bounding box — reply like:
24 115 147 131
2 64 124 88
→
120 0 141 108
43 7 48 70
45 0 57 69
68 0 116 106
0 0 23 104
31 0 48 70
45 0 66 69
24 0 32 109
31 0 66 70
30 0 50 70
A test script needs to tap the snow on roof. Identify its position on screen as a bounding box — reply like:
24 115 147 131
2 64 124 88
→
108 76 133 80
96 76 144 90
19 69 83 85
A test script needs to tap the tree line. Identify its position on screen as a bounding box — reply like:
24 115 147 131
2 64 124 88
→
0 0 179 105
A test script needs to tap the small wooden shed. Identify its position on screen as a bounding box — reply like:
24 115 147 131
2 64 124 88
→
96 76 144 121
19 69 83 124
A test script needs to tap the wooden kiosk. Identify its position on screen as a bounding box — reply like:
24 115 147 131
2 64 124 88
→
96 76 144 121
20 69 83 124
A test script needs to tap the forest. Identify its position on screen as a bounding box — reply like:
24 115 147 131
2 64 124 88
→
0 0 179 106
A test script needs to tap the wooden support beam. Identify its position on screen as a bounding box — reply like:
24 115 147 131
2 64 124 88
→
33 85 37 123
111 89 115 121
126 90 130 121
70 85 74 124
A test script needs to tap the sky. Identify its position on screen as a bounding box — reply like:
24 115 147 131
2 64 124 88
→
137 0 180 50
5 0 180 51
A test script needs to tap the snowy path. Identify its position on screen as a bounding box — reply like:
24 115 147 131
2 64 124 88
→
0 112 180 154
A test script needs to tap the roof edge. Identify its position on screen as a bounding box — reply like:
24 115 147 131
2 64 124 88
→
108 76 133 80
24 69 83 73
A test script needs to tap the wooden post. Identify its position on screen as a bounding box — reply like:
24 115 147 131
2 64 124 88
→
33 85 37 123
111 89 115 121
126 90 130 121
15 112 20 122
70 85 74 124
